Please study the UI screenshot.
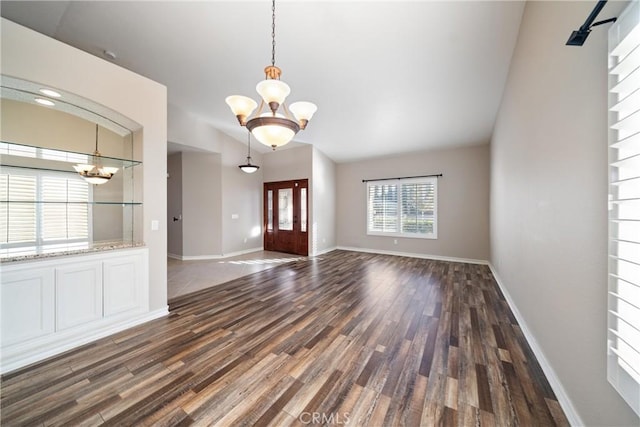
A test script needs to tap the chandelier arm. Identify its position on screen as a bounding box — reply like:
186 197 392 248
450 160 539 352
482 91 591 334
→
280 102 296 122
250 99 268 121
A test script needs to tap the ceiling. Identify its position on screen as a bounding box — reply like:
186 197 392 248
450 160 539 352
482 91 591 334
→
1 1 526 163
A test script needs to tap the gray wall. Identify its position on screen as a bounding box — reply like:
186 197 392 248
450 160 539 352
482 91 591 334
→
336 144 490 261
490 1 638 425
221 139 264 254
167 152 183 257
263 145 338 256
262 145 313 183
181 152 222 257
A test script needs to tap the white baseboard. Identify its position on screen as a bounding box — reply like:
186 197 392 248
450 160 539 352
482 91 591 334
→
168 247 264 261
336 246 488 265
312 246 338 256
0 307 169 374
488 264 583 427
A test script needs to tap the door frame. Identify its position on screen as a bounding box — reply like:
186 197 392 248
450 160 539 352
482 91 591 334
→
263 179 309 256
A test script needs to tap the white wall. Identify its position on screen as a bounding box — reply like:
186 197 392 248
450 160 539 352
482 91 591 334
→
336 144 490 262
312 147 337 254
490 1 638 426
168 104 223 153
1 18 168 312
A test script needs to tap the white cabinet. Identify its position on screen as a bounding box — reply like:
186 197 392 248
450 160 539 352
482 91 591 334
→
1 268 55 346
103 253 144 317
56 262 103 330
0 247 154 373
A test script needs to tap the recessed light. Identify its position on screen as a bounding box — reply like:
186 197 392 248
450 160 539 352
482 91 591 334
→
34 98 55 107
39 88 62 98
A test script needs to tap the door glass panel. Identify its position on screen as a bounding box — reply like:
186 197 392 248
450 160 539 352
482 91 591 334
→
301 188 307 232
267 190 273 231
278 188 293 231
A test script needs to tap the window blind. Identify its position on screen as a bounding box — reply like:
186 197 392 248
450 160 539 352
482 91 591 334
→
608 0 640 416
367 177 437 238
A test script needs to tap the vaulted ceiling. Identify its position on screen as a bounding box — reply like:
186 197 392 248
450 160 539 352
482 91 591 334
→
1 1 525 162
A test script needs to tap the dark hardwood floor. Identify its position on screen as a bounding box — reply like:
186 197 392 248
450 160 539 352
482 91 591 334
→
1 250 569 426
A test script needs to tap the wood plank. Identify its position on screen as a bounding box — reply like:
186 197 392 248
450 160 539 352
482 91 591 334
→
0 250 568 426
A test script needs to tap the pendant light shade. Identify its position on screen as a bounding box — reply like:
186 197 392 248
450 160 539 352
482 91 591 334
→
238 132 260 174
225 0 317 150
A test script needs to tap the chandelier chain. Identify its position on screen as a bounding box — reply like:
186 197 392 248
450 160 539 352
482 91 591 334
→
271 0 276 67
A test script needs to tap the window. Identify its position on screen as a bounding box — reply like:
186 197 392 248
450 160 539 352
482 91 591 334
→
367 177 437 239
608 0 640 417
0 168 91 248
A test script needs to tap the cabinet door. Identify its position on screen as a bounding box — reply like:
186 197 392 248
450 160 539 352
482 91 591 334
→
103 254 142 316
55 262 103 330
1 268 55 347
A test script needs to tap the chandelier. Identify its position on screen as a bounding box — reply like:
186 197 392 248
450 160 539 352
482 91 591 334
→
225 0 317 150
238 131 260 174
73 124 118 185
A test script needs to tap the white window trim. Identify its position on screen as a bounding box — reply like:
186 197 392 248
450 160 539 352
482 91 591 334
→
607 0 640 417
366 176 438 240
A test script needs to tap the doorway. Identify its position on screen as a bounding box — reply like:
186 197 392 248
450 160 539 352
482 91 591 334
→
264 179 308 256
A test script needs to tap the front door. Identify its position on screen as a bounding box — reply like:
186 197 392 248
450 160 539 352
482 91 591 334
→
264 179 308 256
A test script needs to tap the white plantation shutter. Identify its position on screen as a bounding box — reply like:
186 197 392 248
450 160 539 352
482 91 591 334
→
0 169 90 247
608 0 640 416
0 174 37 244
401 181 436 235
67 179 89 239
368 183 398 233
367 177 437 238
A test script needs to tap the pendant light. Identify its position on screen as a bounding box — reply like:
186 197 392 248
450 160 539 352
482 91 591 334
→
225 0 317 150
73 124 118 185
238 132 260 174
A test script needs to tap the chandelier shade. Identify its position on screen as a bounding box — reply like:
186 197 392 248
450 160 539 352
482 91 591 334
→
225 0 317 150
246 115 299 148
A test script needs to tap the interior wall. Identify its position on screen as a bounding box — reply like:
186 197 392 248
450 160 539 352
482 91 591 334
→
167 152 183 258
336 144 490 261
181 152 222 258
263 145 314 254
220 137 264 255
312 147 337 254
262 145 313 183
168 104 224 153
490 1 638 425
0 98 126 157
1 18 168 312
0 98 126 242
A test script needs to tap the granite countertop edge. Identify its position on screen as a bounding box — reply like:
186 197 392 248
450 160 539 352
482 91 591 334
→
0 242 146 264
